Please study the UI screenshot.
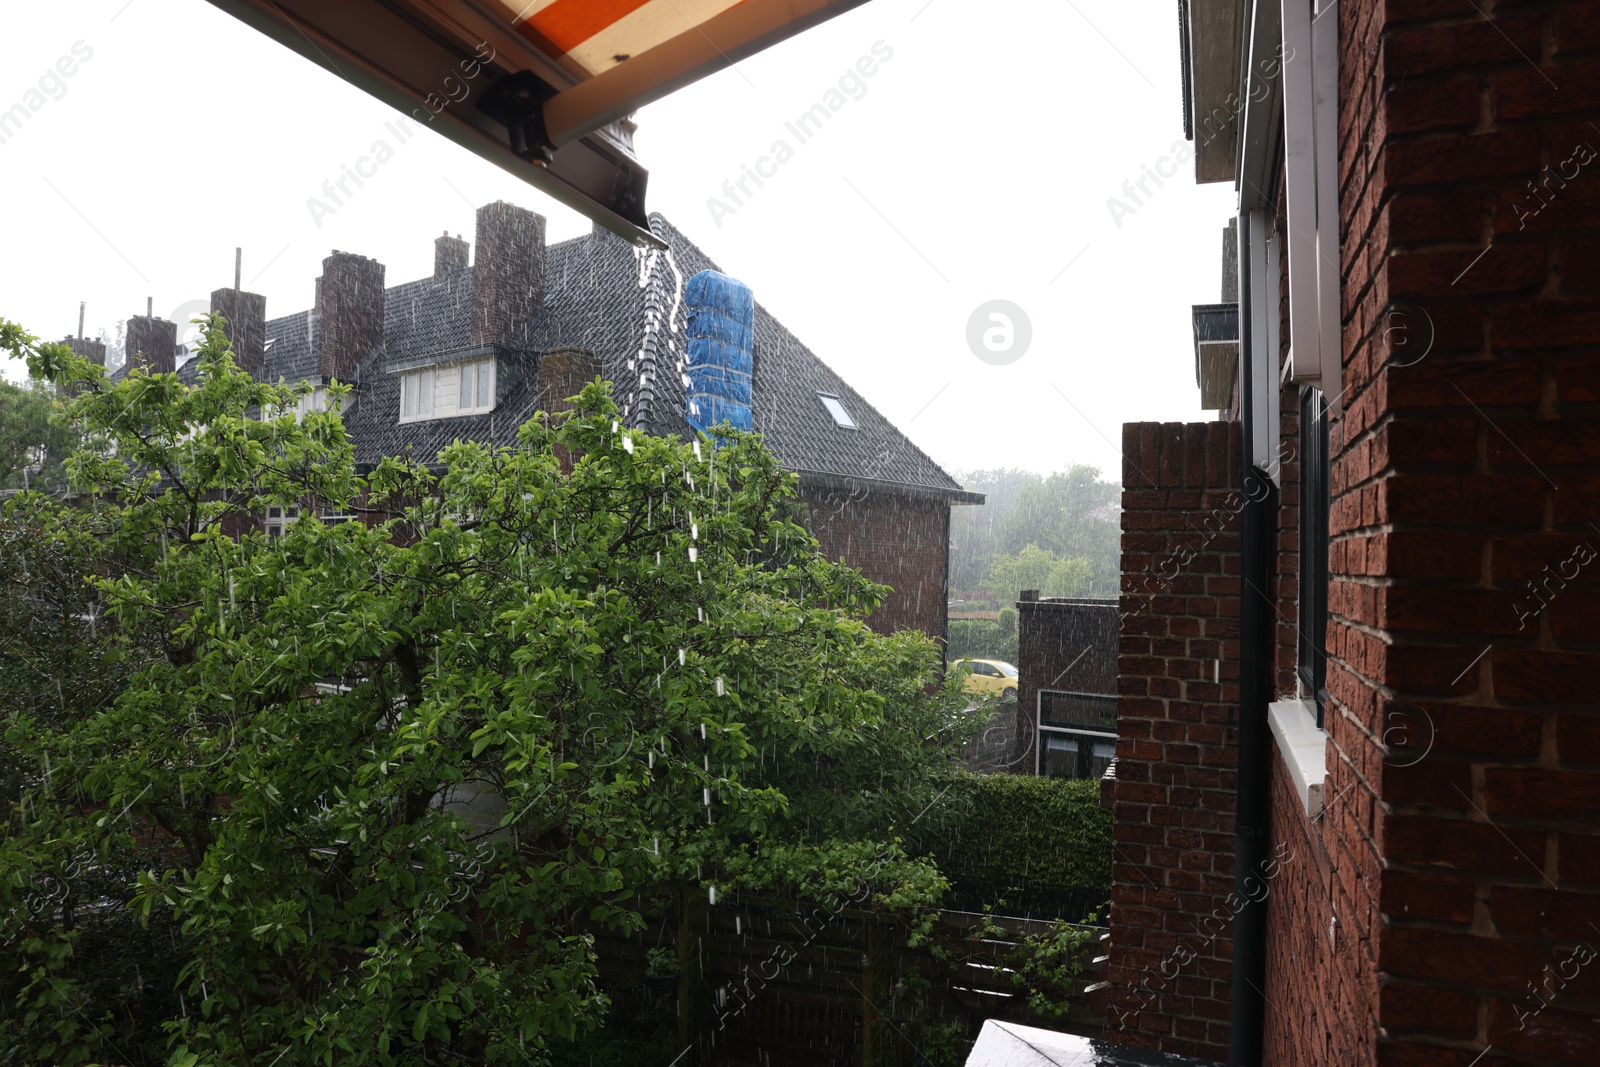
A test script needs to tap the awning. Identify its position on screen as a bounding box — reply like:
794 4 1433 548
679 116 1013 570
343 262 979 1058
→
206 0 872 245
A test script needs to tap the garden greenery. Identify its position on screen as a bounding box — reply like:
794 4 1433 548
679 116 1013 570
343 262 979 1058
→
0 316 972 1066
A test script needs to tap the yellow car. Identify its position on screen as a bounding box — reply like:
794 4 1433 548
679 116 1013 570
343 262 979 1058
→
951 658 1019 701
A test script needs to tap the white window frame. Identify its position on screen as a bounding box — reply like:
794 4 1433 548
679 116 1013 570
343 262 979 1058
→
1281 0 1341 407
817 393 857 429
399 360 495 423
399 368 433 422
457 359 495 414
266 505 301 539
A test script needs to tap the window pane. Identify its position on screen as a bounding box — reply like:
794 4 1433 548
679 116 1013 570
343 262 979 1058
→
460 364 472 409
1038 690 1118 731
477 361 491 409
1298 387 1329 723
1042 734 1079 779
402 375 416 417
818 394 857 428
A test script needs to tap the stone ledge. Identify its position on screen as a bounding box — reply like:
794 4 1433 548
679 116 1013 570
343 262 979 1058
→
1268 698 1327 819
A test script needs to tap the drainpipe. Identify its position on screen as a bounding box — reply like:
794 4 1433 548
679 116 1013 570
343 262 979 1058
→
1230 210 1272 1066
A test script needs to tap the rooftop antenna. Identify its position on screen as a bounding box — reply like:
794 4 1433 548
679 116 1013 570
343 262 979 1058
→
235 247 242 290
78 301 85 341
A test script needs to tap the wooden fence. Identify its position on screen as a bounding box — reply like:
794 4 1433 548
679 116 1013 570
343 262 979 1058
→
585 891 1107 1066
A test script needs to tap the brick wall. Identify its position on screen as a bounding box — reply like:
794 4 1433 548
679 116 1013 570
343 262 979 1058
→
796 481 949 643
1104 421 1242 1061
1016 598 1119 774
1260 1 1600 1064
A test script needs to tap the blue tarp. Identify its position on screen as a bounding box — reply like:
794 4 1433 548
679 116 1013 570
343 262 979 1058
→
685 270 754 436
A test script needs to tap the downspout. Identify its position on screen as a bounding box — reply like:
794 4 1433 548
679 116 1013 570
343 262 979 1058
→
1229 210 1273 1066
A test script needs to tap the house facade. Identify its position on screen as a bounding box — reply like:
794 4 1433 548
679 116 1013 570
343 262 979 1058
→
110 204 978 643
1100 2 1600 1066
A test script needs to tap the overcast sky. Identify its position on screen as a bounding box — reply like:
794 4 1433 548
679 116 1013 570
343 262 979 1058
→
0 0 1235 481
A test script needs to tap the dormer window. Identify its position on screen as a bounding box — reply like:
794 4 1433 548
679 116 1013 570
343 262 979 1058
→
399 357 496 423
818 393 856 429
458 359 494 413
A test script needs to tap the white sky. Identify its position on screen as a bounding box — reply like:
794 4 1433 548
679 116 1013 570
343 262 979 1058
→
0 0 1235 480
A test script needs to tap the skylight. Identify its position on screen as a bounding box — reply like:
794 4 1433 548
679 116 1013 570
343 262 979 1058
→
818 393 857 429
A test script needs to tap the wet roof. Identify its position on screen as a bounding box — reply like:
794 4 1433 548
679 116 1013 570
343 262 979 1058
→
234 213 970 500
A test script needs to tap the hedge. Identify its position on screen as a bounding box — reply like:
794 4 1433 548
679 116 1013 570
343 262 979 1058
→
906 771 1111 921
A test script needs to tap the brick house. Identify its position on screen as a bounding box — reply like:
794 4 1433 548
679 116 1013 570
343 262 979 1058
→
1099 2 1600 1065
109 204 978 642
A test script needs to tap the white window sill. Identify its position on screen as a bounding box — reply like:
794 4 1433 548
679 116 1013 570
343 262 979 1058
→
397 408 495 425
1268 698 1327 819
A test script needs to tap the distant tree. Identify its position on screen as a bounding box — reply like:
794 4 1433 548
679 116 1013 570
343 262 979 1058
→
947 468 1040 592
0 377 77 492
950 466 1120 600
985 543 1093 602
1 317 966 1066
995 466 1120 595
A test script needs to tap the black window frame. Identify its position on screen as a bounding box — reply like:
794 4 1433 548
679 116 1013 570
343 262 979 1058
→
1298 386 1330 727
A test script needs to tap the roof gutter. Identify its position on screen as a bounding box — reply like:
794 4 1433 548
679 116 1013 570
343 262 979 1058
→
790 467 985 506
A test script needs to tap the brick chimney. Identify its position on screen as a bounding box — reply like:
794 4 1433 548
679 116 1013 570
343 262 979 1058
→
471 201 545 347
435 231 469 280
62 335 106 366
210 287 267 376
538 347 601 414
539 347 601 471
315 251 386 383
126 303 177 375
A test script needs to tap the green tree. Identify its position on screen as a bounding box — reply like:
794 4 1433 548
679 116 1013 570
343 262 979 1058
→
1 317 966 1066
947 468 1040 592
0 377 78 492
949 466 1121 600
984 543 1093 602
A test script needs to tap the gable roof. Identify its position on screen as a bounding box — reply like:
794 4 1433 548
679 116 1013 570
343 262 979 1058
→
232 212 976 502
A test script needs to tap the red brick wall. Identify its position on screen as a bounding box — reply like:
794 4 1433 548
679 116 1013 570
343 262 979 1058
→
796 481 949 643
1105 421 1243 1061
1261 1 1600 1064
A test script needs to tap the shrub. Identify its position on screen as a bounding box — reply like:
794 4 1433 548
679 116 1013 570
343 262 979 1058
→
907 772 1110 919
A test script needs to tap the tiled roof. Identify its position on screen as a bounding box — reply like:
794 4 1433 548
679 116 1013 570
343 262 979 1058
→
234 213 974 499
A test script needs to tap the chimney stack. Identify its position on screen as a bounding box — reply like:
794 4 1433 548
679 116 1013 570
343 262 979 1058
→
62 303 105 366
471 201 545 347
435 231 469 280
538 347 602 414
126 305 177 375
315 250 386 383
211 286 268 377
